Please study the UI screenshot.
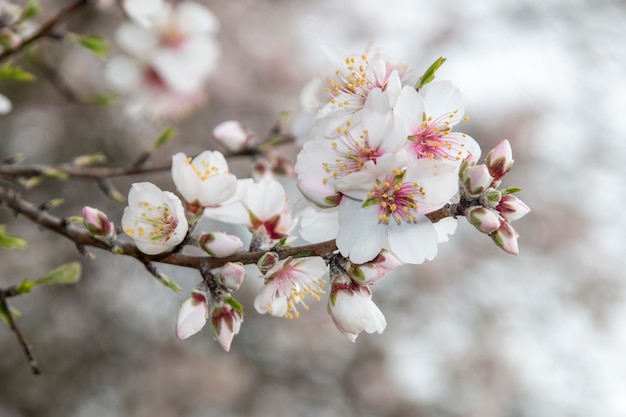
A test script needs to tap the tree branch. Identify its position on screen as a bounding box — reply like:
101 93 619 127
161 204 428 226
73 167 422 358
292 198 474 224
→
0 289 41 375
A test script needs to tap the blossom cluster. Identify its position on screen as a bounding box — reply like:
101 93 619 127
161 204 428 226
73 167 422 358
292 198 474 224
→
78 45 530 350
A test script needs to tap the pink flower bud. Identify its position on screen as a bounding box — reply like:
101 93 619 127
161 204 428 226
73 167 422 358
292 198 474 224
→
212 120 256 152
466 206 501 234
328 275 386 342
463 164 493 197
251 158 275 182
497 194 530 222
82 206 113 237
199 232 243 257
490 222 519 255
485 139 514 181
175 291 208 339
257 251 280 274
218 262 246 291
210 302 243 352
348 250 402 285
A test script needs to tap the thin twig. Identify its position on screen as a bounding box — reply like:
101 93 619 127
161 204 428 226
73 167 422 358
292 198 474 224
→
0 289 41 375
0 0 90 63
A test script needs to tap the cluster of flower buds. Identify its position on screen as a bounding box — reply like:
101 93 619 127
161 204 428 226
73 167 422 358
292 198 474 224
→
460 140 530 254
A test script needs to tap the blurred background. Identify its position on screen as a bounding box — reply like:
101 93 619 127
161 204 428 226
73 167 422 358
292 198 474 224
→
1 0 626 416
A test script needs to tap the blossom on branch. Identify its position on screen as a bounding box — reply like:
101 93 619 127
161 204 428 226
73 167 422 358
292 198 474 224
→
122 182 188 254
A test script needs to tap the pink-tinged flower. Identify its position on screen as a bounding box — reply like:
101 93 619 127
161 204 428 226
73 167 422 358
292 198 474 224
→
336 156 458 264
328 273 386 342
199 232 243 257
171 151 249 210
204 179 297 243
105 1 219 118
212 120 256 152
491 221 519 255
176 290 208 339
462 164 494 197
485 139 514 181
122 182 188 255
218 262 245 292
254 257 327 319
82 206 114 237
465 206 501 234
209 301 243 352
397 81 480 164
497 194 531 222
347 250 402 285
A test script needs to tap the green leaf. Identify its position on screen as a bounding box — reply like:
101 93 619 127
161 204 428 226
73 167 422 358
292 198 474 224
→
0 304 22 325
34 262 81 285
416 56 447 90
0 62 36 82
502 187 522 195
14 280 36 295
0 225 27 249
75 35 109 59
150 127 177 151
87 91 118 106
223 296 244 314
19 0 41 22
157 273 182 293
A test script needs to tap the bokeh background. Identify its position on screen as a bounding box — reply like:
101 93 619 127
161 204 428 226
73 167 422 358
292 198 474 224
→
2 0 626 416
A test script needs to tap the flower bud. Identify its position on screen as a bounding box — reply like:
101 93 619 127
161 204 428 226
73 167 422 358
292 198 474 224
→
257 251 280 274
210 301 243 352
463 164 493 197
175 290 208 339
481 188 502 208
328 274 386 342
497 194 531 222
465 206 501 234
251 158 275 182
490 222 519 255
82 206 113 237
485 139 514 181
212 120 256 152
348 250 402 285
199 232 243 257
218 262 245 292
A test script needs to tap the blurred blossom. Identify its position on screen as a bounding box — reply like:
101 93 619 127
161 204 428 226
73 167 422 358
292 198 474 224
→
105 0 220 118
0 93 12 115
212 120 256 152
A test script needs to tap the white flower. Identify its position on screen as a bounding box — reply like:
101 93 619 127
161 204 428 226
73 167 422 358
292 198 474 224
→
397 81 480 163
175 291 208 339
122 182 188 254
171 151 248 208
254 257 327 319
328 275 386 342
335 155 458 264
212 120 256 152
0 93 12 115
105 1 219 118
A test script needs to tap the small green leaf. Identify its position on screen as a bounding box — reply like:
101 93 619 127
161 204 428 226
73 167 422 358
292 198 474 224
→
0 225 27 249
0 61 36 82
87 91 118 106
0 304 22 325
34 262 81 285
416 56 447 90
14 280 36 295
75 35 109 59
19 0 40 22
502 187 522 195
150 127 177 151
73 153 107 166
223 296 244 314
41 168 69 181
157 273 182 293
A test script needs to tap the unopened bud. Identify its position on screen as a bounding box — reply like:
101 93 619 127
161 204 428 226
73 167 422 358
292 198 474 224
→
82 206 114 237
218 262 245 291
348 250 402 285
463 164 493 197
466 206 501 234
213 120 256 152
199 232 243 257
490 222 519 255
73 153 107 167
175 291 208 339
251 158 275 182
485 139 514 181
257 252 279 274
481 188 502 207
497 194 531 222
210 301 243 352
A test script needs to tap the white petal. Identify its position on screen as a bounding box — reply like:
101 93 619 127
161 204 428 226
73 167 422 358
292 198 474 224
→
393 86 423 134
246 180 286 220
175 296 207 339
123 0 165 27
104 56 143 93
115 22 158 58
424 81 465 124
387 219 438 264
337 199 386 264
174 1 219 34
433 217 458 243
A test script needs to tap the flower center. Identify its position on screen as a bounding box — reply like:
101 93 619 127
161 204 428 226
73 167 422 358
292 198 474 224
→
124 201 178 243
409 112 469 161
268 263 327 319
186 156 225 181
321 133 381 185
364 169 425 225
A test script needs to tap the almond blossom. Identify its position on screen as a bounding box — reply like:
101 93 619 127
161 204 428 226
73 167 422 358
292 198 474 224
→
254 257 327 319
122 182 188 255
176 288 208 339
105 0 219 118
